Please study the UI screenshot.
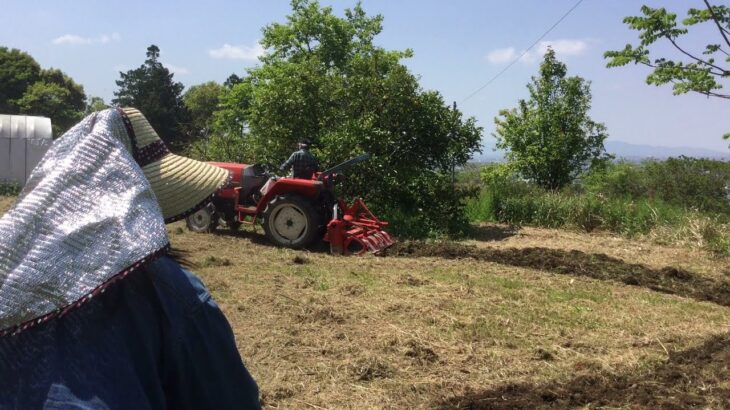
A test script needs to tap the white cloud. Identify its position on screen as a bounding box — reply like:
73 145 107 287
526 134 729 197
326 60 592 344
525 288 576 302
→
538 39 588 57
486 39 590 65
52 34 91 45
52 33 121 45
163 63 190 76
209 42 265 61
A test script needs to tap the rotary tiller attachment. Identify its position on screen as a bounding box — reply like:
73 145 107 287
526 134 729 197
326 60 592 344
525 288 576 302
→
325 198 395 255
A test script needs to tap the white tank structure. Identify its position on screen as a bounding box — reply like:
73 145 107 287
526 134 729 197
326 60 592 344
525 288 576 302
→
0 115 53 187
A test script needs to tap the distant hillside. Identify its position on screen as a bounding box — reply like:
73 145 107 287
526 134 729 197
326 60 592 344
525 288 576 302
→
604 141 729 161
472 140 729 162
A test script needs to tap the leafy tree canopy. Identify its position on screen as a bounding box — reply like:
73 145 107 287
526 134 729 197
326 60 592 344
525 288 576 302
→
113 45 189 149
0 47 41 113
40 68 86 110
604 1 730 143
15 69 86 136
0 48 87 136
209 0 482 235
183 81 224 139
85 96 109 114
223 74 243 88
494 48 611 190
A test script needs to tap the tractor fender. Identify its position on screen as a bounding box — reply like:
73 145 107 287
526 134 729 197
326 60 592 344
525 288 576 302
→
256 178 323 213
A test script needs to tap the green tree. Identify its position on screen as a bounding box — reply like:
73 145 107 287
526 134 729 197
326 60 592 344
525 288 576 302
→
113 45 189 149
183 81 224 159
183 81 224 139
605 2 730 143
0 47 41 113
494 48 611 190
210 0 482 235
0 48 87 135
14 68 86 136
85 96 109 114
223 74 243 88
15 82 84 136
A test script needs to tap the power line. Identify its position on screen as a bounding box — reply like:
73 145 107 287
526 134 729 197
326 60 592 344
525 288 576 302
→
461 0 586 103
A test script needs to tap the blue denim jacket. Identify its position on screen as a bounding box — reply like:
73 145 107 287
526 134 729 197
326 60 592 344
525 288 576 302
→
0 256 260 409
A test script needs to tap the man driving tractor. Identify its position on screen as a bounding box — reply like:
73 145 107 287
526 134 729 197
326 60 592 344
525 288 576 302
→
280 139 319 179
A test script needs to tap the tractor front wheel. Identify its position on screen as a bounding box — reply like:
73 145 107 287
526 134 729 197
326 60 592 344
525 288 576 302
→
263 195 320 249
186 204 218 233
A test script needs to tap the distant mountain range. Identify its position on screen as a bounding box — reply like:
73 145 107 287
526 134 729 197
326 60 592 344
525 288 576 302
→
472 140 730 162
604 141 730 161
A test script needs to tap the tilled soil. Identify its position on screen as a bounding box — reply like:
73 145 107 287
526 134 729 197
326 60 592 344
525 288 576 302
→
383 242 730 307
439 333 730 409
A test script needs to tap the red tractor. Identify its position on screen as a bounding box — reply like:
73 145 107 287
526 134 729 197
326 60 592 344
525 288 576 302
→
186 154 394 255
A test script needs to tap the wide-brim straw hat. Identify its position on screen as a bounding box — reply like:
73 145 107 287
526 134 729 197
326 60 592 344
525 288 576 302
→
118 108 229 222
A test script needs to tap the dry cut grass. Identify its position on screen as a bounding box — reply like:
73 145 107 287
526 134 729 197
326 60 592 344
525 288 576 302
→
0 196 17 215
168 222 729 409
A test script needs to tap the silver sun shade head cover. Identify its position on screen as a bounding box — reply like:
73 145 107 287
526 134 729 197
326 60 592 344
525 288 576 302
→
0 109 169 335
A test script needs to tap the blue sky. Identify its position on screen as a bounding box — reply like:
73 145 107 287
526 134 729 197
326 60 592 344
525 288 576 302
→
1 0 728 151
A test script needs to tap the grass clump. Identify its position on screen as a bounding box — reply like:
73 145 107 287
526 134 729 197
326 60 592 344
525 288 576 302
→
200 255 233 267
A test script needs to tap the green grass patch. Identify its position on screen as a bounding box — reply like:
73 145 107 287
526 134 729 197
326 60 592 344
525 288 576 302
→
466 185 730 255
464 158 730 255
491 276 525 291
546 288 606 303
292 266 331 291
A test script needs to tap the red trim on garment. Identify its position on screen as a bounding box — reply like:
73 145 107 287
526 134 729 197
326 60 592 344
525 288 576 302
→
0 244 171 338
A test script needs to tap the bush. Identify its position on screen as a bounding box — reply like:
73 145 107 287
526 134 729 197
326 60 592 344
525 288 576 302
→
464 160 730 255
0 182 20 196
582 161 647 199
464 189 496 223
486 189 680 236
378 174 476 239
644 157 730 213
583 157 730 214
649 214 730 256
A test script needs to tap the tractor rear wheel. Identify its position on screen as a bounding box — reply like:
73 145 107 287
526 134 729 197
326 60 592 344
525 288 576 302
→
186 204 218 233
263 195 320 249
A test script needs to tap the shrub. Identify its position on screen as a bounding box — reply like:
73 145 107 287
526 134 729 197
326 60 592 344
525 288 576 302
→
583 161 647 199
0 182 20 196
465 157 730 254
584 157 730 214
644 157 730 214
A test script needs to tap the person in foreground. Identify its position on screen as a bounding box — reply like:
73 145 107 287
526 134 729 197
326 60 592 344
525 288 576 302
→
0 108 261 409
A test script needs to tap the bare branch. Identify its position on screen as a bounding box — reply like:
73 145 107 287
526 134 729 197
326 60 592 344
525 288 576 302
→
705 91 730 98
665 35 729 75
704 0 730 48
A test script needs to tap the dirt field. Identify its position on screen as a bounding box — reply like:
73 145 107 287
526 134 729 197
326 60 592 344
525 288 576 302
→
2 196 729 409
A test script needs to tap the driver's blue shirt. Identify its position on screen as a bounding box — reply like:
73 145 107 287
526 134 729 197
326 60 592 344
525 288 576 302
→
280 149 319 179
0 256 260 410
